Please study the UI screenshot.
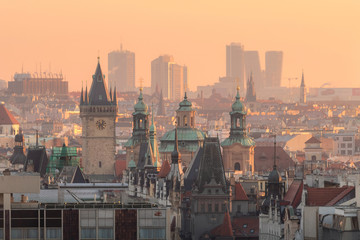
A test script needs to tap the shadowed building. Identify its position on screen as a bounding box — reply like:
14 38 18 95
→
80 59 117 176
265 51 283 88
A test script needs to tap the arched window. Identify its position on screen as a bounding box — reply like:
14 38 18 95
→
184 115 188 126
234 162 240 170
236 117 240 128
139 119 143 128
311 155 316 161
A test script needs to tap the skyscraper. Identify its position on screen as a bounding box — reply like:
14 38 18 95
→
151 55 187 101
265 51 283 87
244 51 263 91
108 46 135 92
226 43 245 90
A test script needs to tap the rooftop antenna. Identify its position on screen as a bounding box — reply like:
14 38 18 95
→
139 77 144 90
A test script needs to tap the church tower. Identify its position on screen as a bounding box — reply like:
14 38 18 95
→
80 59 117 176
124 88 149 168
245 72 256 102
300 70 306 104
221 87 255 174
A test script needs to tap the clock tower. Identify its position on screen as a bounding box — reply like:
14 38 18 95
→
80 59 117 176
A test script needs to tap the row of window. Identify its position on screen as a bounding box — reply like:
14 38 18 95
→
11 228 61 240
200 203 227 213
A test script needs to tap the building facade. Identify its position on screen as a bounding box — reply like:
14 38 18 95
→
8 72 68 96
108 47 135 92
226 43 245 91
265 51 283 88
151 55 187 101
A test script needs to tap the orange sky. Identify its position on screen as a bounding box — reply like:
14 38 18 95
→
0 0 359 91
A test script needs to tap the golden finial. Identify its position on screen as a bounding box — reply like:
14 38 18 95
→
139 77 144 91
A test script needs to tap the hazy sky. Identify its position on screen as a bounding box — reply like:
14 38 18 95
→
1 0 359 91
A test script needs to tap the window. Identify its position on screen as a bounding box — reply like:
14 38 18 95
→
208 203 212 212
341 150 346 155
184 116 188 126
215 204 219 212
234 162 240 171
311 155 316 161
343 136 353 141
201 204 205 212
139 228 166 239
348 143 353 148
222 204 226 212
348 150 353 155
47 228 61 239
341 143 346 148
237 205 241 212
99 95 103 100
243 224 248 228
98 228 113 239
81 228 96 239
250 229 255 233
99 161 102 168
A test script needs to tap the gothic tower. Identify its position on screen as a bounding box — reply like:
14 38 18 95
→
245 72 256 102
80 59 117 175
221 87 255 174
300 71 306 104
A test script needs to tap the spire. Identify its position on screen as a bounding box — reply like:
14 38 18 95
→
184 91 188 100
85 82 88 104
88 58 111 105
150 103 156 134
80 81 84 105
301 70 305 87
109 86 113 102
113 86 117 104
236 86 240 100
171 126 181 164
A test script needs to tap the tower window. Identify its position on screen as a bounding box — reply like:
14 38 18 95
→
184 116 188 126
99 161 102 168
234 162 240 171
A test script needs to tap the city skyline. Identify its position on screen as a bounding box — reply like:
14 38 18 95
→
0 1 359 92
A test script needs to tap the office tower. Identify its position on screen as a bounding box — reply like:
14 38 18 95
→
151 55 187 101
265 51 283 87
108 46 135 92
244 51 263 91
226 43 245 90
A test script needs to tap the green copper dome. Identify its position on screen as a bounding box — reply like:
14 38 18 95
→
232 88 246 113
134 89 148 114
177 92 193 112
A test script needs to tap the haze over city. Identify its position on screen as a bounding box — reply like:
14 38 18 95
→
1 0 359 91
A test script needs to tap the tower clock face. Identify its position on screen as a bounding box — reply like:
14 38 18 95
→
96 119 106 130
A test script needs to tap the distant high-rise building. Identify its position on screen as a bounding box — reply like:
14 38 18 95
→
226 43 245 90
265 51 283 87
151 55 187 101
108 46 135 92
244 51 263 91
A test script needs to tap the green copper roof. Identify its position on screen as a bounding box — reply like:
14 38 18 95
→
221 135 255 147
177 92 193 112
128 159 136 168
134 88 148 114
232 87 246 113
160 127 206 142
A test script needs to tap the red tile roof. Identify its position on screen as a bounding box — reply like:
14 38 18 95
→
234 183 249 201
157 160 171 178
0 104 19 125
232 216 259 237
254 146 294 172
211 211 233 237
115 160 127 177
306 186 354 206
305 136 321 144
283 180 303 208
